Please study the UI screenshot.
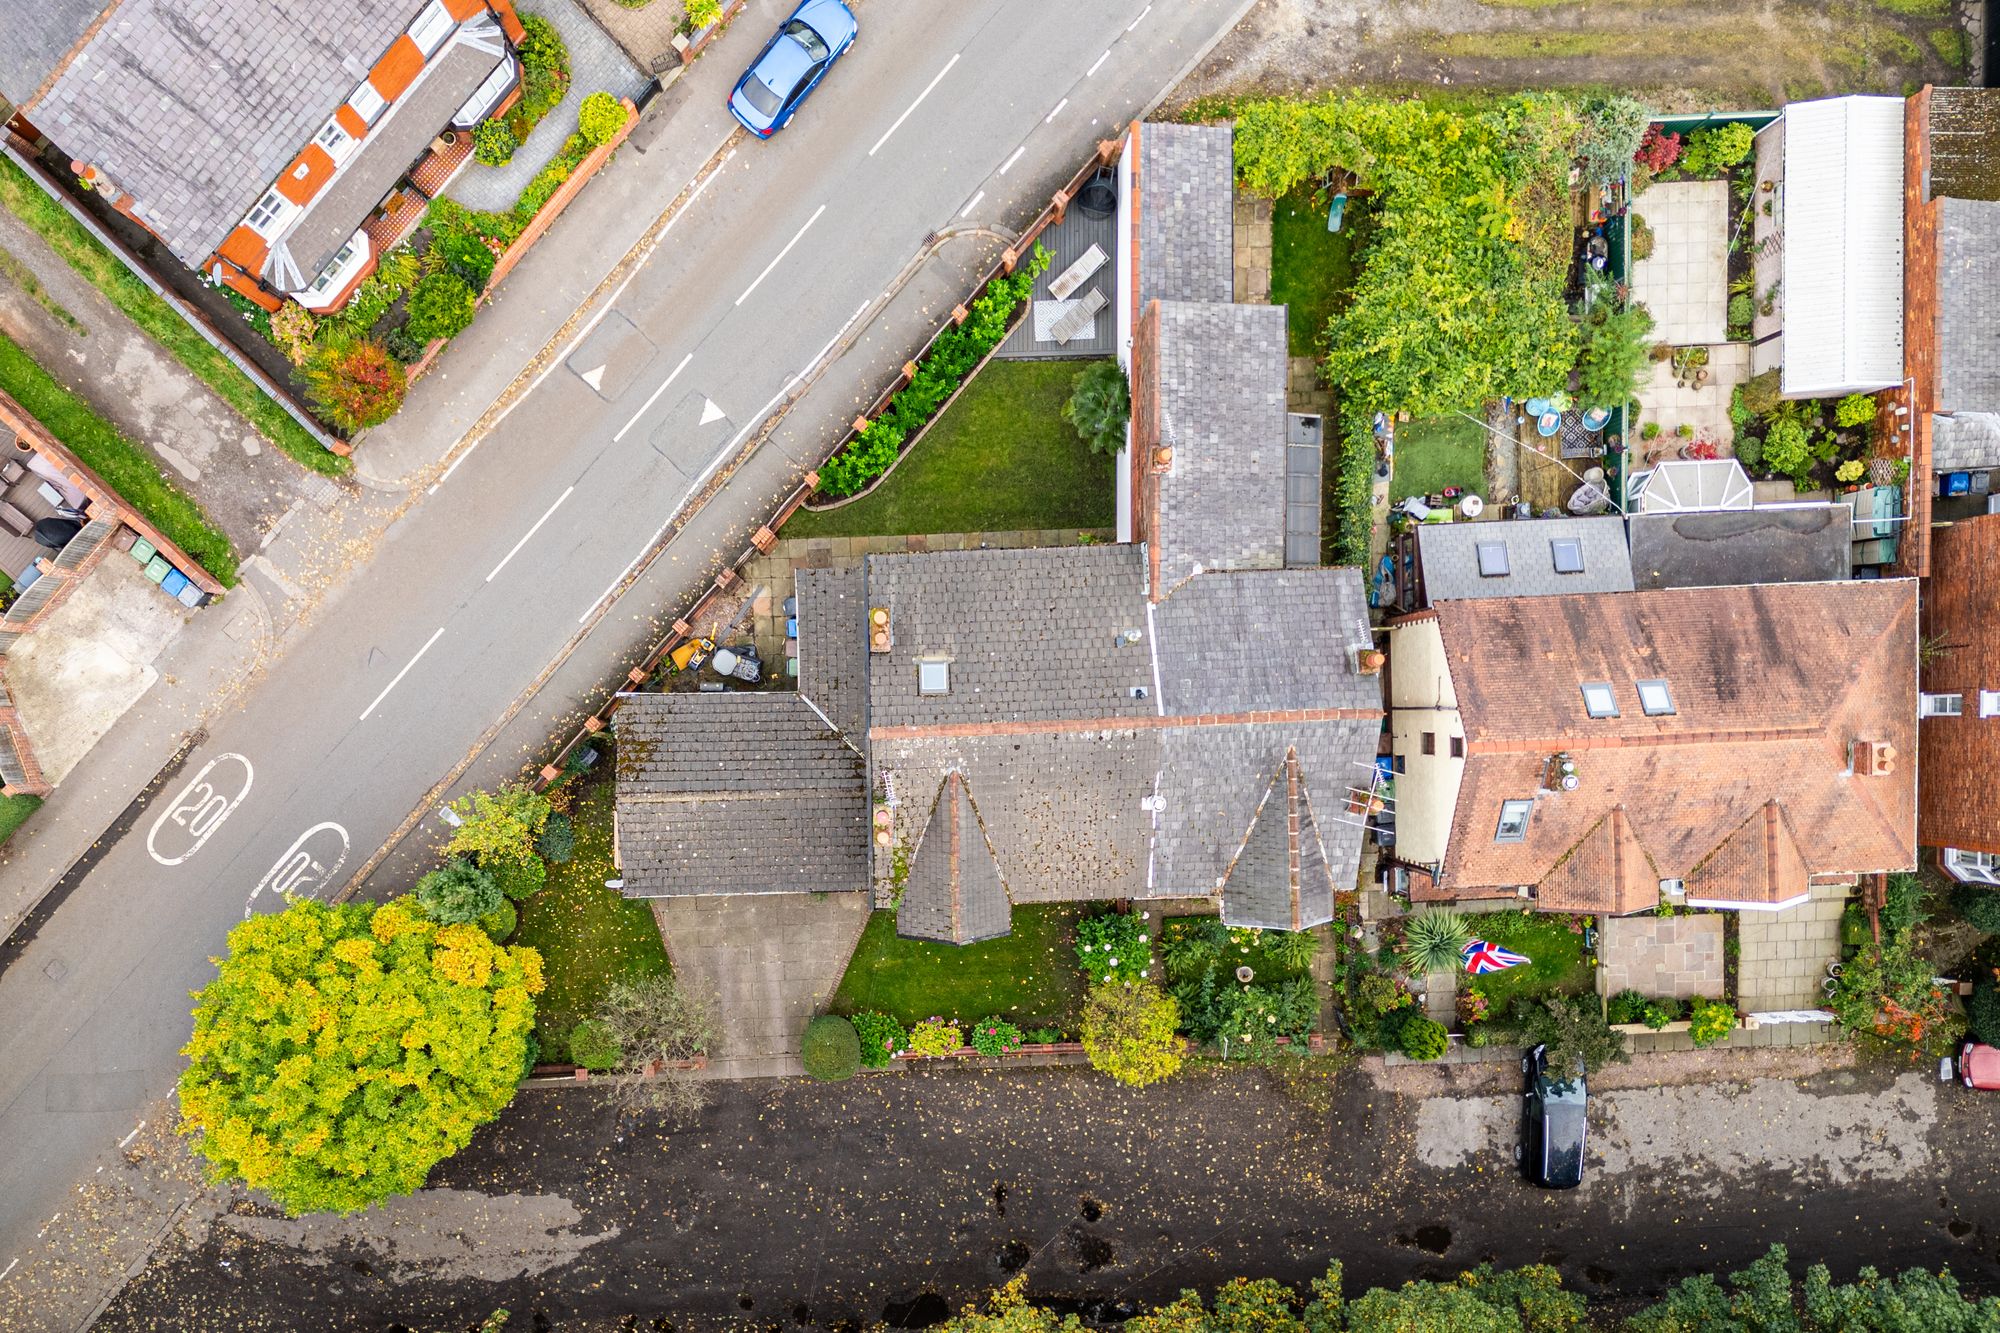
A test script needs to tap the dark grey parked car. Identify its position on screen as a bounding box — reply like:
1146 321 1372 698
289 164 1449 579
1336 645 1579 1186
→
1518 1043 1586 1189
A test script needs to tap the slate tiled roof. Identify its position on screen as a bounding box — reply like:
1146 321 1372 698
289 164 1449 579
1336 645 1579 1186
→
1934 198 2000 414
1926 87 2000 202
0 0 105 107
1430 582 1918 909
896 773 1013 944
31 0 423 267
1150 567 1377 715
1137 122 1233 309
1217 750 1340 932
1416 517 1634 602
1627 508 1852 591
1151 301 1289 590
1920 514 2000 854
614 692 867 896
795 563 866 741
1931 412 2000 472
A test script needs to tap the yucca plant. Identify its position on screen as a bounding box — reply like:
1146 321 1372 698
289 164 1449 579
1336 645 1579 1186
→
1264 929 1320 971
1401 911 1471 974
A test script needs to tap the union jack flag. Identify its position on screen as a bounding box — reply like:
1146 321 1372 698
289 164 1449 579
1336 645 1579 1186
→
1462 939 1531 974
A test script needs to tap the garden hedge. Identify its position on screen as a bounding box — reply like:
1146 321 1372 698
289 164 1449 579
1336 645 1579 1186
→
801 1014 861 1081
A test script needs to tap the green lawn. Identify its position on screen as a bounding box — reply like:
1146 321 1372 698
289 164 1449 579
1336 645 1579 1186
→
831 903 1087 1032
1270 189 1367 357
782 359 1115 539
1389 414 1488 504
1463 909 1594 1016
0 793 41 847
512 776 671 1061
0 156 345 475
0 331 237 586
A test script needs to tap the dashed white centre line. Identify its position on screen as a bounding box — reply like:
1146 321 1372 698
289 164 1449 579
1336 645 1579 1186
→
0 1259 16 1282
869 52 959 157
999 145 1027 175
1127 3 1152 30
119 1121 146 1149
359 627 445 722
959 190 985 219
1087 49 1111 77
613 351 693 442
736 203 826 307
1045 98 1069 125
486 486 573 583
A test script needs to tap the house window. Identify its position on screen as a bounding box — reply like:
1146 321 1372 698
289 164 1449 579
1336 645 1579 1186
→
1637 679 1676 716
243 189 296 239
408 0 455 56
1580 681 1619 718
349 78 388 125
314 119 357 164
1475 541 1510 578
1921 692 1965 718
1659 877 1686 897
917 660 950 695
1421 732 1435 755
1550 537 1585 574
1391 754 1406 774
1495 799 1533 842
1982 690 2000 718
296 233 369 309
1946 849 2000 885
1449 736 1465 758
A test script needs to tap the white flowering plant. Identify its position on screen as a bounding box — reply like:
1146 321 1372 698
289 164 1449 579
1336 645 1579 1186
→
1074 910 1152 986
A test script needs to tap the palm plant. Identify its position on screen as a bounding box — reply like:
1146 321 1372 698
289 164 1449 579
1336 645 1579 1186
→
1264 929 1320 972
1401 911 1471 975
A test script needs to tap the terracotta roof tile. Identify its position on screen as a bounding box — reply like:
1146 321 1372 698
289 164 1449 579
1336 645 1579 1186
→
1920 514 2000 852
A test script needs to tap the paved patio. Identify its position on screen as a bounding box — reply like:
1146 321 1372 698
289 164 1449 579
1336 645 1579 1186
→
1630 181 1730 346
1598 914 1723 1000
1234 191 1271 303
1737 884 1850 1013
1634 340 1750 451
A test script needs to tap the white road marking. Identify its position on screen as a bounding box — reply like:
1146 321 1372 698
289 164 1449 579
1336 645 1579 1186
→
1127 3 1152 30
246 823 352 917
578 364 607 391
999 145 1027 175
118 1121 147 1149
146 754 254 867
486 486 574 583
1045 98 1069 124
959 190 985 219
868 52 959 157
0 1259 15 1282
797 299 872 380
735 203 826 307
613 352 694 443
358 628 445 722
699 397 726 426
1087 49 1111 76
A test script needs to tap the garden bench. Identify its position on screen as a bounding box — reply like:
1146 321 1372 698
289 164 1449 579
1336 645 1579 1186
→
1047 243 1107 301
1049 288 1106 345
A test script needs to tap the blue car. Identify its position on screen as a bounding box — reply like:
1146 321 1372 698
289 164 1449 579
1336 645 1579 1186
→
727 0 857 138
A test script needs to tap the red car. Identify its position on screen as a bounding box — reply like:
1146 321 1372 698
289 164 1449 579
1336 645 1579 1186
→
1960 1040 2000 1090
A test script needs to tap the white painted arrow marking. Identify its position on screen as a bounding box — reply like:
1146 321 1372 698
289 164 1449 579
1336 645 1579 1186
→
579 364 607 391
699 397 726 425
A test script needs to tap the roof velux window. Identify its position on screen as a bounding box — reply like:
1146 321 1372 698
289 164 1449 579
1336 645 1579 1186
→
1637 679 1676 716
409 0 455 56
1475 541 1510 578
1550 537 1585 574
1495 799 1533 842
349 79 388 125
917 660 950 695
1580 682 1619 718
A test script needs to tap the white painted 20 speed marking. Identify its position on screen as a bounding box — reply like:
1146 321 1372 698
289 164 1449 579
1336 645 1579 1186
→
146 754 254 867
245 821 351 917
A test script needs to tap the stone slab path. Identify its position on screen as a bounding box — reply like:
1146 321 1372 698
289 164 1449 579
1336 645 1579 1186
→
1737 884 1848 1012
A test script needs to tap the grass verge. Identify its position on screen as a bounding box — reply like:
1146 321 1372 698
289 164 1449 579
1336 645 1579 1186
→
1269 190 1366 357
0 331 237 585
0 244 85 336
783 359 1115 539
0 156 346 475
831 903 1087 1031
1463 908 1594 1014
0 793 40 848
503 776 672 1062
1390 415 1487 504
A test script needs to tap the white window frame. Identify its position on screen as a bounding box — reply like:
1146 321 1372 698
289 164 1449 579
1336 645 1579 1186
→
349 79 388 126
408 0 455 56
314 119 357 164
1921 692 1965 718
243 188 298 239
1580 682 1619 719
293 231 372 311
1637 679 1676 716
1945 849 2000 885
1495 798 1533 843
1981 690 2000 718
917 660 950 695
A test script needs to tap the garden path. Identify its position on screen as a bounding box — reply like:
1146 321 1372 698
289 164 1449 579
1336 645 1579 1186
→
1736 883 1848 1012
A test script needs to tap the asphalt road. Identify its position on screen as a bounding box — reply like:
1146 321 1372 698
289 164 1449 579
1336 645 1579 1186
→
0 0 1249 1302
88 1053 2000 1331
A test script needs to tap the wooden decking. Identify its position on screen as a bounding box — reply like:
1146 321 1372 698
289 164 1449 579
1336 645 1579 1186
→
996 201 1117 361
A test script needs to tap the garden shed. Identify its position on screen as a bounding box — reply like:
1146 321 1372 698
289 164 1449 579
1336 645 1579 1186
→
1775 96 1906 398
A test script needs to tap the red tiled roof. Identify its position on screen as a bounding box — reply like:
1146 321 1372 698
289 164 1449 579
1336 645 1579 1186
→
1920 513 2000 852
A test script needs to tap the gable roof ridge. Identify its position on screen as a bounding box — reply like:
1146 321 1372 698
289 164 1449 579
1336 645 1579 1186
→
952 773 1012 899
946 774 964 942
1290 752 1339 906
1216 762 1284 893
796 687 864 758
1284 748 1303 931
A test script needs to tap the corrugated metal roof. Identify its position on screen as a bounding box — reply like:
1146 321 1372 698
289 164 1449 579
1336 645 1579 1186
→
1780 96 1906 396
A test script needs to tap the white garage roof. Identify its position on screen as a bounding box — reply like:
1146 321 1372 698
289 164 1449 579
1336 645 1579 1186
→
1780 97 1906 397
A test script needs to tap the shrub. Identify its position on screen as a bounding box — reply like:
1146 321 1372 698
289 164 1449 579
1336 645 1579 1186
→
473 118 518 167
1163 917 1226 980
1969 981 2000 1046
1727 293 1754 330
568 1017 623 1071
801 1015 861 1081
1398 1014 1450 1061
1579 95 1652 183
477 898 517 942
1686 996 1737 1048
1629 212 1654 262
969 1017 1024 1057
270 301 317 366
1829 930 1964 1055
536 813 575 865
492 855 548 902
1401 910 1470 974
1677 422 1695 438
578 91 626 148
593 974 714 1115
1882 872 1929 939
851 1010 906 1067
1026 1026 1063 1045
1952 885 2000 935
1081 982 1183 1087
406 271 476 344
1573 275 1655 409
1075 910 1153 985
449 786 552 865
907 1017 962 1057
1520 996 1628 1074
1641 998 1683 1030
1761 415 1814 479
1639 420 1661 441
1264 929 1319 971
414 861 501 924
1735 432 1763 470
1682 122 1755 176
431 226 497 294
1741 367 1783 414
1635 125 1682 172
1835 392 1877 428
1062 360 1130 455
304 338 406 431
1836 459 1866 484
513 16 571 139
1606 988 1647 1025
383 326 428 365
686 0 723 26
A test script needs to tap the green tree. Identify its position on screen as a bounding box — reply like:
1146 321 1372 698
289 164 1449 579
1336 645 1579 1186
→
1519 996 1628 1075
447 785 552 867
414 860 502 924
591 972 714 1117
1626 1243 2000 1331
178 898 542 1214
1573 279 1656 409
1577 95 1652 184
303 337 406 431
1081 982 1183 1088
1062 360 1130 455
